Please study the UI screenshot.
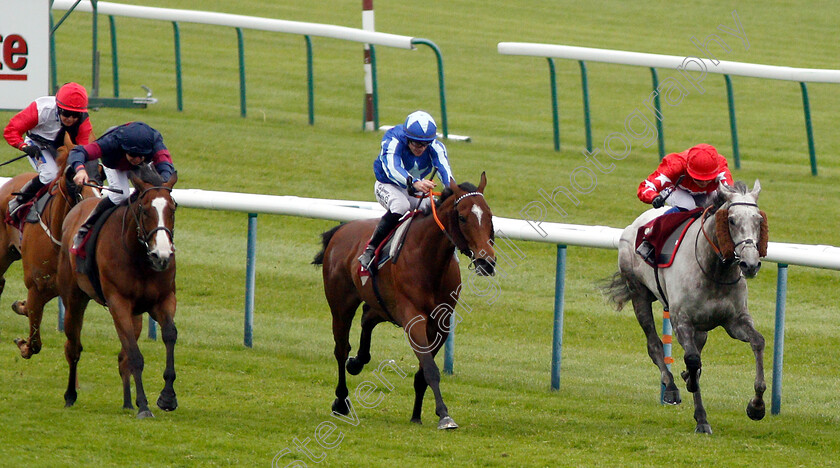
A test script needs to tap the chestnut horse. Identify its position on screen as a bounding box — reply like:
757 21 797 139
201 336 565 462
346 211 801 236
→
313 174 496 430
57 166 178 418
0 138 100 358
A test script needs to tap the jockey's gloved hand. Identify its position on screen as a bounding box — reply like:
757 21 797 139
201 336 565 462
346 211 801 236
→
21 145 41 158
651 195 665 208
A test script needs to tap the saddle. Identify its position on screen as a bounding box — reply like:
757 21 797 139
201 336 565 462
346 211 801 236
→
634 208 703 268
359 211 419 285
4 184 53 230
74 204 121 303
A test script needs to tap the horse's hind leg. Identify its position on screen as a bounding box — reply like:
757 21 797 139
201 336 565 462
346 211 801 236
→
346 304 384 376
724 316 767 421
631 296 680 405
329 297 361 416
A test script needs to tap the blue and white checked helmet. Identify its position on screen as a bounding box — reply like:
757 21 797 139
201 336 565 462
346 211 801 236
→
403 111 437 142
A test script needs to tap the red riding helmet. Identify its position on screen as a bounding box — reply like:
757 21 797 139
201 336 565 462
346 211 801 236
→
55 82 89 113
686 144 722 181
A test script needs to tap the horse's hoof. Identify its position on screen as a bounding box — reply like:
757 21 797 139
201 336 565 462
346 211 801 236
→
331 398 349 416
137 410 155 419
410 418 422 425
663 383 681 405
747 401 765 421
157 395 178 412
14 338 32 359
437 416 458 430
346 357 364 376
695 424 712 434
11 300 27 316
64 394 77 408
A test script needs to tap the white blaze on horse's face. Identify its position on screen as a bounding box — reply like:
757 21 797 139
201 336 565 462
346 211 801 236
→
471 204 484 226
150 197 174 259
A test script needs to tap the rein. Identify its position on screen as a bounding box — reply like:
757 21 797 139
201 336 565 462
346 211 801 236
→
427 190 484 259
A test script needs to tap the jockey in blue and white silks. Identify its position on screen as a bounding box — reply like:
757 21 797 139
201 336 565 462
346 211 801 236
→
359 110 455 271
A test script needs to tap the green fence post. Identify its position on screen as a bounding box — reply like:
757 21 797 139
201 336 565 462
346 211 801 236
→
649 67 665 160
109 15 119 97
172 22 183 111
724 75 740 169
547 58 560 151
236 28 246 118
91 0 99 97
410 38 448 138
49 6 57 93
799 82 817 176
578 60 592 153
305 35 314 125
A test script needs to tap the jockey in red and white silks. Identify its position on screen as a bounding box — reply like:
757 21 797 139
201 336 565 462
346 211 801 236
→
638 143 733 212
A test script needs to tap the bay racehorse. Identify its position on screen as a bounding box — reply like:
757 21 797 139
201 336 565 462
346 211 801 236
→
603 180 768 434
0 137 101 358
313 174 496 430
57 165 178 418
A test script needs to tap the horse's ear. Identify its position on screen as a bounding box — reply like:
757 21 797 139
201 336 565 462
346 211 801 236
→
750 179 761 201
448 177 460 193
164 171 178 189
63 132 74 148
477 171 487 193
129 171 150 192
758 210 769 257
715 208 735 260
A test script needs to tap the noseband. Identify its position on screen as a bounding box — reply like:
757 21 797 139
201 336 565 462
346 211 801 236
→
129 186 176 256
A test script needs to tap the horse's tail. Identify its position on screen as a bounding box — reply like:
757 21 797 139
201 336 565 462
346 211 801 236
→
599 271 632 311
312 223 345 266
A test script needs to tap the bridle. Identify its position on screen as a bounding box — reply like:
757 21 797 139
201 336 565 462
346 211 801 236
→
696 201 760 285
125 186 176 257
428 190 486 262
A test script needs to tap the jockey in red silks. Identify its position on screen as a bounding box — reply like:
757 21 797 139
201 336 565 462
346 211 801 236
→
357 110 454 271
3 82 94 216
637 143 734 214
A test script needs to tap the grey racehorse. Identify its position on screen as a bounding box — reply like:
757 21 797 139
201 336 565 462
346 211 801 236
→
603 180 769 434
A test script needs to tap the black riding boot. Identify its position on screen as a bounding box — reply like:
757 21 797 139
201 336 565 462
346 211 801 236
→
72 197 117 250
358 211 402 270
8 175 46 216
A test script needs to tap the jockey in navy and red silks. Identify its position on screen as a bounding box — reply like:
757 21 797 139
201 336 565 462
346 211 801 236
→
637 143 734 213
3 82 94 215
358 110 455 271
67 121 175 251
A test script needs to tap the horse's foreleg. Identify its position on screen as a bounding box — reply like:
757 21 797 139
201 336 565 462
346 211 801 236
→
154 297 178 412
631 296 680 404
347 305 382 376
111 299 152 418
62 294 88 408
411 369 427 424
14 291 50 358
725 316 767 421
405 316 456 430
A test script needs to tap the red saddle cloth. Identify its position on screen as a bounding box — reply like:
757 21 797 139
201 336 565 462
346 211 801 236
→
635 208 703 268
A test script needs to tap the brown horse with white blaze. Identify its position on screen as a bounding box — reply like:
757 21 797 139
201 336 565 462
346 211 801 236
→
313 173 496 430
57 166 178 418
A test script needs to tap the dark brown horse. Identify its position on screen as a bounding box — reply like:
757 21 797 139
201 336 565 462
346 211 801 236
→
57 166 178 418
313 174 496 429
0 138 100 358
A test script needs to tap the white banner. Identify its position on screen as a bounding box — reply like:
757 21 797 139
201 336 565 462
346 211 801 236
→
0 0 50 110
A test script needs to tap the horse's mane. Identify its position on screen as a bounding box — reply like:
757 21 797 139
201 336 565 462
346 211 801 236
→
436 181 479 208
710 180 749 211
131 163 165 186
